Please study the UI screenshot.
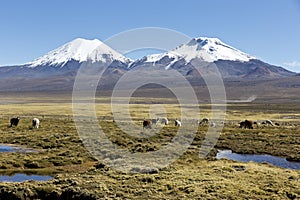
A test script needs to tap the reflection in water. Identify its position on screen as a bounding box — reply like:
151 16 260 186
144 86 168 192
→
0 174 52 182
217 150 300 170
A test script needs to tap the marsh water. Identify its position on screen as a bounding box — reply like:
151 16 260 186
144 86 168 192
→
0 145 16 152
217 149 300 170
0 174 52 182
0 144 37 153
0 145 51 182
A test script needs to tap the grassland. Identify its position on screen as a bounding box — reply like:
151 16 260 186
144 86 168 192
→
0 97 299 199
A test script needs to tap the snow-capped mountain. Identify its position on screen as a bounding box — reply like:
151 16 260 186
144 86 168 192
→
130 37 294 79
26 38 131 67
140 37 254 64
173 37 255 62
0 38 132 82
0 36 296 91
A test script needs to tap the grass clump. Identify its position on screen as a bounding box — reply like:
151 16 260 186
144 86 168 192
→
0 100 299 199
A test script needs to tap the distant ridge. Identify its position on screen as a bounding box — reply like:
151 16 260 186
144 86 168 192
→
0 37 296 92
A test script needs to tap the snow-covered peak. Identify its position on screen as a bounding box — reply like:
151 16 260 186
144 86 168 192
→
134 37 255 65
173 37 255 62
141 52 182 69
27 38 131 67
143 52 180 63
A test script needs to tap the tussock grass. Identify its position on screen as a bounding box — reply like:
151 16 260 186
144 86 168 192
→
0 98 299 199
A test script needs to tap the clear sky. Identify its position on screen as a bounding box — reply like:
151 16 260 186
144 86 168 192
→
0 0 299 72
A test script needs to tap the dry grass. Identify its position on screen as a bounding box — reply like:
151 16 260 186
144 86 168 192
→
0 97 299 199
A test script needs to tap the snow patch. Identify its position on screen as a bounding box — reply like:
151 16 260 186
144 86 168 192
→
26 38 131 67
173 37 255 62
144 52 181 63
133 37 255 65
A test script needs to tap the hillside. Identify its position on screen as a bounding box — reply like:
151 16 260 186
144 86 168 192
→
0 37 297 103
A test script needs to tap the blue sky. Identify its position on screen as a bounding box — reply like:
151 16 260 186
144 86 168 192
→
0 0 299 72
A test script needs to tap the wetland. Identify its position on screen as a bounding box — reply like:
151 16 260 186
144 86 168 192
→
0 95 299 199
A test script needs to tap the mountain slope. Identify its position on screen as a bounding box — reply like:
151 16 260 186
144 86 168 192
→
129 37 295 79
0 37 297 92
26 38 131 67
0 38 132 79
171 37 255 62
